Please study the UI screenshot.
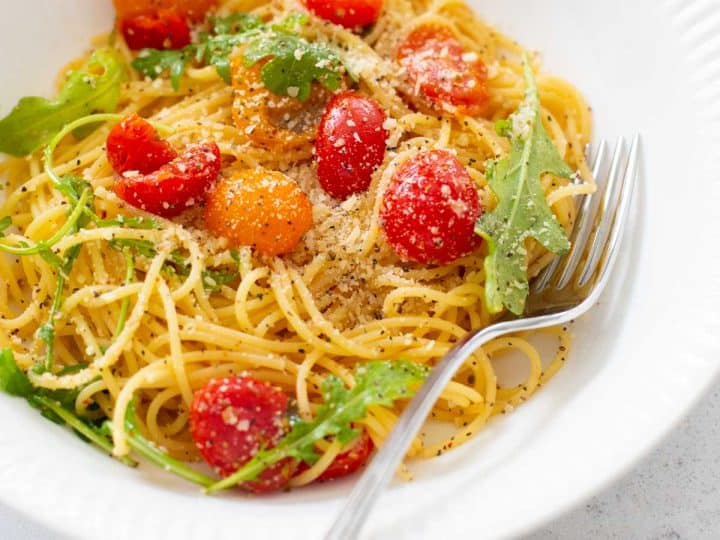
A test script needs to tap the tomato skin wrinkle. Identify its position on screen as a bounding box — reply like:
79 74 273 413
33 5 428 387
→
315 92 388 200
114 142 221 218
295 432 374 482
305 0 382 29
397 24 489 115
120 8 191 50
190 377 296 494
381 149 483 265
107 113 177 175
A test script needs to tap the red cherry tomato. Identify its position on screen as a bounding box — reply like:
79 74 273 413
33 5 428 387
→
397 24 489 115
381 149 483 264
304 0 382 29
120 9 191 50
114 142 221 218
295 432 374 482
315 92 388 200
190 376 296 494
113 0 217 22
106 113 178 175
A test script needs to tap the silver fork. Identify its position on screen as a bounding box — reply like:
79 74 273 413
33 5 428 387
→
325 135 641 540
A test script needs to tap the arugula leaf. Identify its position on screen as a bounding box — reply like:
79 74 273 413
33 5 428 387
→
161 249 239 292
132 14 262 89
202 268 239 292
0 216 11 238
196 32 258 84
0 48 126 156
0 349 136 465
132 48 194 91
109 238 157 259
475 55 573 315
243 33 345 101
131 11 347 99
95 215 159 229
0 349 34 397
206 361 428 493
210 13 263 36
270 12 309 33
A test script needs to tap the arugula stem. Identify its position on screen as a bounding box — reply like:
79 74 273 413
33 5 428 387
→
40 243 83 372
124 401 215 487
126 430 215 488
41 275 64 371
43 112 174 187
32 395 137 467
205 447 286 493
43 113 123 187
0 188 91 256
114 249 135 337
206 397 363 494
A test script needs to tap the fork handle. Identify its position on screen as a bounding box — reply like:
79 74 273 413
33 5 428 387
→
324 324 508 540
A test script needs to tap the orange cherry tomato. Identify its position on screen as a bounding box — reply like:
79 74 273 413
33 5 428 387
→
204 169 314 256
397 24 489 116
231 58 336 155
113 0 217 22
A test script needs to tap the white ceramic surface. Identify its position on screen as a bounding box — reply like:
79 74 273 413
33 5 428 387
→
1 1 719 539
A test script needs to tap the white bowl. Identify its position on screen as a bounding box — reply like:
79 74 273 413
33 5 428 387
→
1 1 719 539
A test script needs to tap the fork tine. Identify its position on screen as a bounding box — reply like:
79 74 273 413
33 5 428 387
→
553 140 610 290
587 134 640 287
532 140 608 293
577 137 632 287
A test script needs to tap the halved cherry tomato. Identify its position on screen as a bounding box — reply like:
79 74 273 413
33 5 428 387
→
304 0 382 29
113 0 217 22
190 376 296 493
381 149 483 264
204 169 313 255
295 432 374 482
315 92 388 200
397 24 489 116
120 8 191 50
114 142 221 218
231 59 336 156
106 113 178 174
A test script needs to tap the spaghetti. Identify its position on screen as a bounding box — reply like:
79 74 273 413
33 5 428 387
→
0 0 592 490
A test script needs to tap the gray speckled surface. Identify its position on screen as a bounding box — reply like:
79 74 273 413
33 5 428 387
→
1 384 718 539
525 384 720 540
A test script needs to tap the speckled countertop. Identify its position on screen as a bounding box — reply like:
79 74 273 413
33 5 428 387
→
2 383 718 539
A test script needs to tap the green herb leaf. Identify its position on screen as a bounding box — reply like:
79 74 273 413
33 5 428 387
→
202 268 239 292
0 48 127 156
0 349 33 397
210 13 263 35
132 14 262 90
243 33 345 101
132 48 194 91
206 361 428 493
270 12 309 33
475 55 573 315
0 349 135 465
0 216 12 238
130 11 347 99
109 238 157 259
96 215 160 229
196 32 258 84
